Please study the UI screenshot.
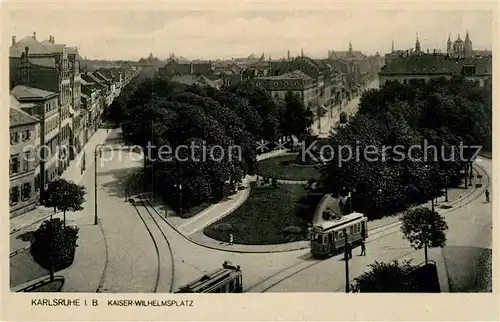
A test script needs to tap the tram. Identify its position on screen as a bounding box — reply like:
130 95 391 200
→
310 212 368 257
175 261 243 293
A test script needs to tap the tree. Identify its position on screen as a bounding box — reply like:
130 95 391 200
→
30 218 79 280
280 91 313 142
351 260 415 292
400 207 448 264
42 179 86 226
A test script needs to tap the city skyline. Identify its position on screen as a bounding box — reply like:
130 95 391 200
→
9 10 493 61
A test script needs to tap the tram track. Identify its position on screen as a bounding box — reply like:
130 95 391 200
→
247 163 490 292
131 194 175 293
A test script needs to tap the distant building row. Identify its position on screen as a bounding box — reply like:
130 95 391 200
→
9 32 137 218
157 43 385 115
380 31 492 87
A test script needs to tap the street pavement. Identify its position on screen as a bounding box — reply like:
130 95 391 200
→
258 159 492 292
312 79 379 138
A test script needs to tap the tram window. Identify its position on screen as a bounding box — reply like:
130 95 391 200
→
323 235 327 244
335 231 339 240
349 226 354 234
338 230 343 238
229 280 235 292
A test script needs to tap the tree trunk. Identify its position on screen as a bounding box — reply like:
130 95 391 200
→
424 240 428 264
63 210 66 227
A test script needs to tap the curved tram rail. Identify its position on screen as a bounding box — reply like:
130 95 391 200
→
130 194 175 293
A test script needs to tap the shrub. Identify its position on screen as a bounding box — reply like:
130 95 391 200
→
213 223 233 232
30 218 79 280
339 111 348 123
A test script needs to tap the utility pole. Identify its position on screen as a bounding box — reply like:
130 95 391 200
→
344 228 350 293
94 144 103 225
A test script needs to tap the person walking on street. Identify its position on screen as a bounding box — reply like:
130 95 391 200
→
360 241 366 256
229 233 234 245
485 189 490 202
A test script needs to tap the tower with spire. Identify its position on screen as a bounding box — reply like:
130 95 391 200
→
300 48 304 57
391 40 395 53
464 30 473 57
415 32 421 52
348 41 353 56
447 33 452 54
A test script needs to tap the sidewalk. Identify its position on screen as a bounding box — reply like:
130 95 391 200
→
10 129 112 234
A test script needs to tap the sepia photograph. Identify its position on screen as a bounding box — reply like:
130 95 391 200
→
2 1 497 320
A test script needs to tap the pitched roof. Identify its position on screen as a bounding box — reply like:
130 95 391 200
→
10 107 40 127
329 50 366 60
257 70 312 80
379 55 492 76
170 74 218 88
11 85 57 101
9 36 50 57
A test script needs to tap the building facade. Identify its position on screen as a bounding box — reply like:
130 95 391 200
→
10 108 41 218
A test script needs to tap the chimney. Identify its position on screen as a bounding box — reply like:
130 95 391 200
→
12 36 16 46
33 31 36 40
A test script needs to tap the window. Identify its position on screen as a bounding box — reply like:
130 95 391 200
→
335 231 339 240
35 174 40 192
273 81 278 87
349 226 354 234
10 132 19 145
22 182 31 201
22 130 31 141
10 186 20 205
23 151 31 172
10 155 20 175
294 81 299 86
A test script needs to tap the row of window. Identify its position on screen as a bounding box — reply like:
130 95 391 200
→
60 124 71 141
44 100 57 113
45 117 60 135
10 151 34 175
10 178 38 206
10 130 32 145
318 222 364 244
61 105 71 121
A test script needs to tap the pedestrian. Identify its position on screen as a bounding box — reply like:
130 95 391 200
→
229 233 234 245
485 189 490 202
360 241 366 256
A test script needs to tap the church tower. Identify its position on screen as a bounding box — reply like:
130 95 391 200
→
391 40 394 53
415 32 421 52
348 41 353 55
447 34 453 54
464 30 473 57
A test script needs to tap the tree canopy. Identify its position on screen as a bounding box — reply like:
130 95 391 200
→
42 178 86 226
108 70 312 215
320 76 491 219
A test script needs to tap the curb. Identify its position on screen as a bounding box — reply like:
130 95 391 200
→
9 245 31 258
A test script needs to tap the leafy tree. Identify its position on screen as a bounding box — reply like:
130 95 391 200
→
400 207 448 264
42 179 86 226
280 91 313 142
30 218 79 280
339 111 348 123
351 259 415 292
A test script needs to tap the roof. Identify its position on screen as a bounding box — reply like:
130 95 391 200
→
11 85 57 101
313 212 365 231
9 36 50 57
10 107 40 128
329 50 366 59
379 55 492 76
171 74 218 88
257 70 312 80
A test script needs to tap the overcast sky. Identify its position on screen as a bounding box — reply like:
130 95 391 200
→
8 9 493 60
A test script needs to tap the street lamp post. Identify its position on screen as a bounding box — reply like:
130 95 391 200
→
343 228 350 293
94 144 103 225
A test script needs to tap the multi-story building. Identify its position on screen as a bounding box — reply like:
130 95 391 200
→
9 107 41 217
10 33 73 175
254 70 320 113
378 54 492 87
11 85 60 195
81 78 102 133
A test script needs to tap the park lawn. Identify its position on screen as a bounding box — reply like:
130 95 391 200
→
258 154 321 181
204 184 322 245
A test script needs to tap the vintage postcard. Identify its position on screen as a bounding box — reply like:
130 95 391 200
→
1 0 498 321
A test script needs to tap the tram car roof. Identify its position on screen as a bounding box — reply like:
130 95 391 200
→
175 263 242 293
313 212 366 232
